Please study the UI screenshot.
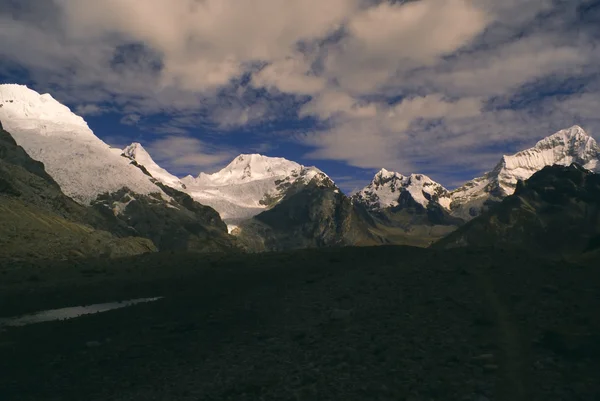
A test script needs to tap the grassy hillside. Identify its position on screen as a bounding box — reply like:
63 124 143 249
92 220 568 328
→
0 123 156 260
0 198 155 260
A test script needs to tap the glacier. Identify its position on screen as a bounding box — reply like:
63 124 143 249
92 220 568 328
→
0 84 166 205
3 83 599 227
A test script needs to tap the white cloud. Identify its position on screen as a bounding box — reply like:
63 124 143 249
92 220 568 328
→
322 0 490 94
1 0 599 184
120 114 141 126
144 136 234 174
299 90 377 120
252 57 326 95
50 0 359 92
75 104 105 116
414 35 592 97
302 94 484 171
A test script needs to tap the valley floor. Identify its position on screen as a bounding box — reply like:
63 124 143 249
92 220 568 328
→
1 247 599 401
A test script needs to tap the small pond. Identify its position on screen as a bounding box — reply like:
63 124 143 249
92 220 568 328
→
0 297 163 327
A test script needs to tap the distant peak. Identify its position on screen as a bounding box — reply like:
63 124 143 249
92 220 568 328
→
222 153 302 172
0 83 89 131
538 125 589 141
530 125 598 152
123 142 147 155
230 153 281 164
197 153 303 185
376 167 398 176
373 168 404 182
0 84 57 104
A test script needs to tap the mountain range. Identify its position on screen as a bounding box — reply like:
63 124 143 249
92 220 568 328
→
0 120 156 260
435 163 600 255
1 83 600 255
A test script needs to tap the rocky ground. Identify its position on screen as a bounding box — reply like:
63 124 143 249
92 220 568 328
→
0 246 599 401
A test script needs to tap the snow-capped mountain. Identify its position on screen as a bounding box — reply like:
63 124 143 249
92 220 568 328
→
191 154 304 186
449 125 600 218
0 84 234 252
353 168 452 211
180 154 331 230
122 142 185 190
353 125 600 222
0 84 165 204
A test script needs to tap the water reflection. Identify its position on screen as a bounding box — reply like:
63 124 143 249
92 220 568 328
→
0 297 163 327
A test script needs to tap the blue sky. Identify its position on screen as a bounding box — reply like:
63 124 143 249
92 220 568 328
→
1 0 600 193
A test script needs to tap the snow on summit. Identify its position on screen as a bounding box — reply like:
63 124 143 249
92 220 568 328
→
451 125 600 203
0 84 89 131
496 125 600 193
181 154 330 229
449 125 600 219
0 84 165 204
353 168 451 211
122 143 184 190
2 84 597 229
193 154 303 186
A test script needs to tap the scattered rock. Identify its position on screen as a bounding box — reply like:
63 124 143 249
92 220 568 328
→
482 364 498 372
542 284 559 294
472 353 495 361
329 308 353 320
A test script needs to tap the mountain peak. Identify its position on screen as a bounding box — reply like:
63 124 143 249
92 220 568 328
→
531 125 596 152
0 87 166 204
373 168 404 184
121 142 183 189
355 169 450 211
449 125 600 219
200 154 302 185
498 126 599 190
123 142 149 159
0 84 90 135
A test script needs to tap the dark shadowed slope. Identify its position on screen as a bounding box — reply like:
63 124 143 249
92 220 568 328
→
1 247 599 401
434 163 600 255
90 179 238 253
236 175 385 251
0 122 156 260
352 169 464 247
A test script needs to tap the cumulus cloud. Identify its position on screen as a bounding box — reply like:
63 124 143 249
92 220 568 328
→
252 57 326 95
75 104 105 116
302 95 484 171
1 0 599 186
144 136 235 174
323 0 490 94
120 114 141 126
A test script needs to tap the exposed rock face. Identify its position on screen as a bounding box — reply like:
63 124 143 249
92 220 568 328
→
179 154 332 230
90 182 237 252
353 168 452 211
0 122 156 260
236 175 383 252
122 143 184 190
352 169 462 246
435 163 600 255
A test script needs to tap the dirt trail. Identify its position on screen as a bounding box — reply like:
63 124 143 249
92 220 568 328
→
477 269 528 401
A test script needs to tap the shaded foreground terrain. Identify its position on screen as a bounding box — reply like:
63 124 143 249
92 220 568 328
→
437 164 600 255
1 247 599 401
